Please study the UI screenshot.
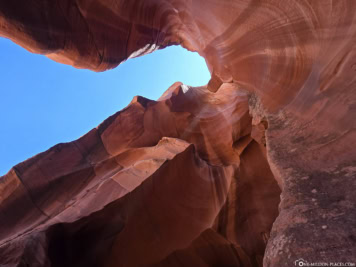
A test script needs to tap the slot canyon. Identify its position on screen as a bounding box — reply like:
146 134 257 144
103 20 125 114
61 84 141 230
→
0 1 355 266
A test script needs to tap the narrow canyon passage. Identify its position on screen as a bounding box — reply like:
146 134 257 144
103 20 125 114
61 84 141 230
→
0 0 355 266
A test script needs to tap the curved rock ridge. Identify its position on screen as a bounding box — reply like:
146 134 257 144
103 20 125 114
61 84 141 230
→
2 1 356 109
1 0 356 266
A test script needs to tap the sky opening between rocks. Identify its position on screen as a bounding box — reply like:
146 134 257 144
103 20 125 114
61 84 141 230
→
0 37 211 176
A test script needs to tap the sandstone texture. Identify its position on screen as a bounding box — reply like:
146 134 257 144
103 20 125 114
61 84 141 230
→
1 1 356 266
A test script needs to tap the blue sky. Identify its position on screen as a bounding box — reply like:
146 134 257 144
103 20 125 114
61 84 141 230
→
0 37 210 176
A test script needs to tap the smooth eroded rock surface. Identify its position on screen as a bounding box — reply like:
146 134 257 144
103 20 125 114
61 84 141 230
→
1 0 356 266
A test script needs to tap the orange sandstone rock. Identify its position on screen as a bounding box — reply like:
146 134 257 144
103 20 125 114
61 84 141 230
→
1 1 356 266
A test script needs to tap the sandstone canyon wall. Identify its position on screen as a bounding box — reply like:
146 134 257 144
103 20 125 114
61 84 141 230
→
0 1 356 266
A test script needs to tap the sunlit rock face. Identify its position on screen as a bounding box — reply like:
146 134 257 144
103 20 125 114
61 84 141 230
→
0 84 276 267
1 1 356 266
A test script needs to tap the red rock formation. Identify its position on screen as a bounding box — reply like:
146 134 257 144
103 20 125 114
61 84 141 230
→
1 0 356 266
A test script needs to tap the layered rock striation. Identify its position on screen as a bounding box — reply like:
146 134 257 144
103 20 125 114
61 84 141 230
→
1 0 356 266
